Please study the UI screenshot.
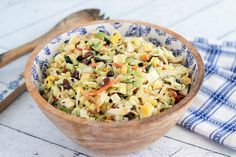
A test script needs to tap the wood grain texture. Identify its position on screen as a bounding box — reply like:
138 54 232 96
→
0 122 228 157
0 124 86 157
0 8 105 68
24 20 204 155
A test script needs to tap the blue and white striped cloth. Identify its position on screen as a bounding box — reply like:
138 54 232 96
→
178 38 236 150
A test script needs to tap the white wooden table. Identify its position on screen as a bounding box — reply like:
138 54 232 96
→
0 0 236 156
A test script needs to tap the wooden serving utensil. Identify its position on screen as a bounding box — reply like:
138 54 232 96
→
0 8 109 112
0 8 108 68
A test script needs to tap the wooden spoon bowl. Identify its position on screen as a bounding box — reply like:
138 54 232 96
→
25 20 204 155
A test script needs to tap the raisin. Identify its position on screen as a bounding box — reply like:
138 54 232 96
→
76 55 83 62
133 88 139 94
106 70 114 77
124 112 136 120
64 55 73 64
83 51 93 58
72 70 80 79
94 57 106 63
100 77 110 87
64 40 69 44
138 62 144 67
39 89 44 95
123 96 128 99
99 111 104 114
63 79 72 90
115 49 121 55
83 59 91 65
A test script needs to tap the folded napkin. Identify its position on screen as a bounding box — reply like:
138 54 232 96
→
178 38 236 150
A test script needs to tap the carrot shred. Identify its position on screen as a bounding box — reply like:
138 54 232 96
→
140 54 150 61
85 45 91 50
114 63 123 68
91 62 98 68
76 47 83 51
79 87 97 105
168 89 177 98
63 66 68 73
88 76 120 96
132 65 137 70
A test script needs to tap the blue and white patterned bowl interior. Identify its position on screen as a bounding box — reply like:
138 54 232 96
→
32 22 197 89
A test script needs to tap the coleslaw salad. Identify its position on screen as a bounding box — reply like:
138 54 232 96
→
39 31 192 122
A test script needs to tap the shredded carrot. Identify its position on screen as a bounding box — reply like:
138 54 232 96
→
91 62 98 68
140 54 150 61
114 63 123 68
76 47 83 51
79 87 97 105
132 65 137 70
88 76 120 96
63 66 68 73
85 45 91 50
168 89 177 98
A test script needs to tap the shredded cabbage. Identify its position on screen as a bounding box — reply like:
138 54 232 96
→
39 30 192 122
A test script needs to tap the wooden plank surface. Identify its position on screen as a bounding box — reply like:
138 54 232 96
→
0 0 87 37
170 0 236 39
0 0 25 9
0 0 236 156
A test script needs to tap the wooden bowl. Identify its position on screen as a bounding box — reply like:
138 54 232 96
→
24 20 204 155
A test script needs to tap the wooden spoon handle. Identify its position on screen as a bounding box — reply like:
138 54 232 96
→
0 74 26 112
0 41 37 68
0 18 97 68
0 28 61 68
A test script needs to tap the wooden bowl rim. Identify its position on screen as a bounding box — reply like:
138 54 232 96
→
24 20 204 128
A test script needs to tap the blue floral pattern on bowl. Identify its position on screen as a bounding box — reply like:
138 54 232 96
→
125 24 151 37
32 22 198 89
96 25 110 35
155 29 167 36
149 37 162 46
50 35 62 44
112 22 123 29
66 27 88 36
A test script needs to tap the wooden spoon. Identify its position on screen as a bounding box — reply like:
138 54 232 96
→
0 8 108 68
0 8 108 112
